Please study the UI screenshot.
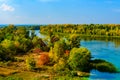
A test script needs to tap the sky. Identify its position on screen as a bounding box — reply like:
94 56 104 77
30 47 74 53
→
0 0 120 24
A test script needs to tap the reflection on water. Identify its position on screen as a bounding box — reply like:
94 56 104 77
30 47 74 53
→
34 30 45 38
90 70 120 80
80 36 120 48
81 40 120 80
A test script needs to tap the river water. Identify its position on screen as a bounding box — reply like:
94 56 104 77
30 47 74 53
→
81 40 120 80
36 30 120 80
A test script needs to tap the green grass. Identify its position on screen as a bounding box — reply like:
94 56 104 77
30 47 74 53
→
7 72 42 80
52 75 88 80
0 70 89 80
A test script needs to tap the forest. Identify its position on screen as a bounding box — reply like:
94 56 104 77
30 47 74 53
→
0 24 119 80
40 24 120 38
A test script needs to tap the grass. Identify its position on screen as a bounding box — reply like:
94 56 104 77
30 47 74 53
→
0 66 89 80
8 72 42 80
0 71 50 80
0 67 19 76
52 75 88 80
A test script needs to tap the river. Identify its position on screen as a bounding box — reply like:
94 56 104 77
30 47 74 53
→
36 30 120 80
81 40 120 80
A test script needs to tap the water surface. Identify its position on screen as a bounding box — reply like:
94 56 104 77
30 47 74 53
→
81 40 120 80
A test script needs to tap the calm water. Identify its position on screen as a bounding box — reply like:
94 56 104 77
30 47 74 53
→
36 30 120 80
81 40 120 80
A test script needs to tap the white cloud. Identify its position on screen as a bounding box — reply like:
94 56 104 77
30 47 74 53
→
0 3 15 11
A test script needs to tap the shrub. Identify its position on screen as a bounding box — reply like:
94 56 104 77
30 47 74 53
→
53 58 66 71
32 48 42 53
0 45 13 61
69 34 80 49
1 39 16 55
65 50 70 56
90 59 118 73
38 54 49 65
49 41 65 62
49 47 54 60
26 57 36 70
68 47 91 72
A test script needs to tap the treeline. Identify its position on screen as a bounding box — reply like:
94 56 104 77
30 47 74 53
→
15 25 41 30
40 24 120 37
0 24 41 30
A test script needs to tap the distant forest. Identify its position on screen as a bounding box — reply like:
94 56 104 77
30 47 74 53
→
1 24 120 38
40 24 120 38
0 24 41 30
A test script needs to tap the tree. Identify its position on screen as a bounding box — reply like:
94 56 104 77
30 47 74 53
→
1 39 16 55
19 38 32 53
68 47 91 72
69 34 80 49
0 45 13 61
49 41 65 62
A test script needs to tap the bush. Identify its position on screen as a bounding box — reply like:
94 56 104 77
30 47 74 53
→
0 45 14 61
68 47 91 72
90 59 118 73
49 41 65 62
26 57 36 70
0 39 17 56
69 34 80 49
38 54 50 65
53 58 66 71
32 48 42 53
65 50 70 56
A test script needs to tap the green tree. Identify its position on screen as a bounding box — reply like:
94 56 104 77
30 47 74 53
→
0 45 13 61
1 39 16 55
49 41 65 62
69 34 80 49
68 47 91 72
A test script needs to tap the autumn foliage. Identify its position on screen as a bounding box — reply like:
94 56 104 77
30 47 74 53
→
38 54 50 65
33 48 42 53
65 50 70 56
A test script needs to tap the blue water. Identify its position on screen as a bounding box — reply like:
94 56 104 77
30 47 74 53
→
81 40 120 80
34 30 45 38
